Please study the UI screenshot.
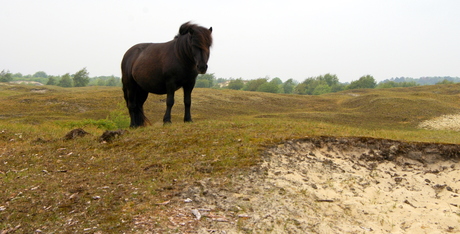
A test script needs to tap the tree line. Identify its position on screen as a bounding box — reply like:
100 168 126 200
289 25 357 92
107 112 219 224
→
0 68 121 87
381 76 460 86
1 69 458 95
195 73 459 95
196 73 379 95
197 74 393 95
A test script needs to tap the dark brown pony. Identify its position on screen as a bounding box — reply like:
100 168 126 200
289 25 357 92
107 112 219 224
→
121 22 212 127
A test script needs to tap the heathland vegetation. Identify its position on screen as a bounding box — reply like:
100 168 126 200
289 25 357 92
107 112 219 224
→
1 80 459 232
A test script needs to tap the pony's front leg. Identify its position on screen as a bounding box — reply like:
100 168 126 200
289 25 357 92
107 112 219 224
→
183 86 193 122
163 90 175 124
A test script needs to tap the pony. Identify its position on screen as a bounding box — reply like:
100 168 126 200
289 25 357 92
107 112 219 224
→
121 22 212 127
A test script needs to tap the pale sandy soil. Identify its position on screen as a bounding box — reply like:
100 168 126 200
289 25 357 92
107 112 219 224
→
136 136 460 234
419 114 460 131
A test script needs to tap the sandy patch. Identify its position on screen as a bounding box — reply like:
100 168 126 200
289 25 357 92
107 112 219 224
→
419 114 460 131
247 137 460 233
138 137 460 233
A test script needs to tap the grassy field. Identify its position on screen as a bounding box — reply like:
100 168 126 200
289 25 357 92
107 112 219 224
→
1 82 460 232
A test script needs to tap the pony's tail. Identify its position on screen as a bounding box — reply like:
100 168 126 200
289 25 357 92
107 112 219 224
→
141 114 151 126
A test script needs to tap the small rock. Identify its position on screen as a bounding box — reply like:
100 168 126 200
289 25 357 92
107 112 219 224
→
433 184 447 191
191 209 201 220
360 226 373 231
394 177 403 183
212 217 229 222
184 198 193 203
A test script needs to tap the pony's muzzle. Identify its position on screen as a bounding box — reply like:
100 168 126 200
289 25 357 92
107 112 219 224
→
197 64 208 74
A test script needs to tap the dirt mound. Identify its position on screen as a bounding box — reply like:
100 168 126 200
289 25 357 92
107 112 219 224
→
63 128 90 140
141 137 460 233
99 129 127 143
62 128 128 142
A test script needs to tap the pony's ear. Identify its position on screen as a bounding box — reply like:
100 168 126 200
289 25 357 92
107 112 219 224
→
209 27 213 33
179 24 187 35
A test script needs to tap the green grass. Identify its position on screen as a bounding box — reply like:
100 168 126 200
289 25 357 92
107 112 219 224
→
0 83 460 232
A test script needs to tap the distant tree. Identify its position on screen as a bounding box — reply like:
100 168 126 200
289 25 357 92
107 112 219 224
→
312 84 331 95
320 73 339 87
13 72 23 78
73 68 90 87
0 70 13 82
33 71 48 78
302 77 323 95
243 78 267 91
380 76 459 86
195 73 215 88
46 76 57 85
282 78 297 94
227 78 245 90
195 79 210 88
270 77 283 85
257 79 280 93
399 81 419 87
58 73 73 87
376 81 419 89
215 77 227 84
294 82 307 95
436 79 454 85
96 78 105 86
376 81 398 89
106 76 118 86
294 74 342 95
87 76 121 86
347 75 376 90
331 83 346 92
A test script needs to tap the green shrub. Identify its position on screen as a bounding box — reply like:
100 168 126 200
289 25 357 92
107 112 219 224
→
66 103 130 130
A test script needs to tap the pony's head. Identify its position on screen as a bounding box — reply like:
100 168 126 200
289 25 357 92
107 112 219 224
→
178 22 213 74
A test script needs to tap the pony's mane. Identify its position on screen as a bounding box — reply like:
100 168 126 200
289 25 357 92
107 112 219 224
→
175 22 212 54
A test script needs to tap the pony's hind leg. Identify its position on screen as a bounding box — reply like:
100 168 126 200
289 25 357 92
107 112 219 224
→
123 84 150 127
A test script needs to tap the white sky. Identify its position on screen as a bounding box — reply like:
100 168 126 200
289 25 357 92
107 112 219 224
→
1 0 459 83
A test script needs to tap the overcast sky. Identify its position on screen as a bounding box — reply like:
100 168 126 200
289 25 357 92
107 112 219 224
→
1 0 459 83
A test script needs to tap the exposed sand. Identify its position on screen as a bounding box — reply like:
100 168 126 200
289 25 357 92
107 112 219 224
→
136 136 460 233
419 114 460 131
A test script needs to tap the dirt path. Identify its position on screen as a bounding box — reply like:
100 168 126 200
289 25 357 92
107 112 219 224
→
136 136 460 233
